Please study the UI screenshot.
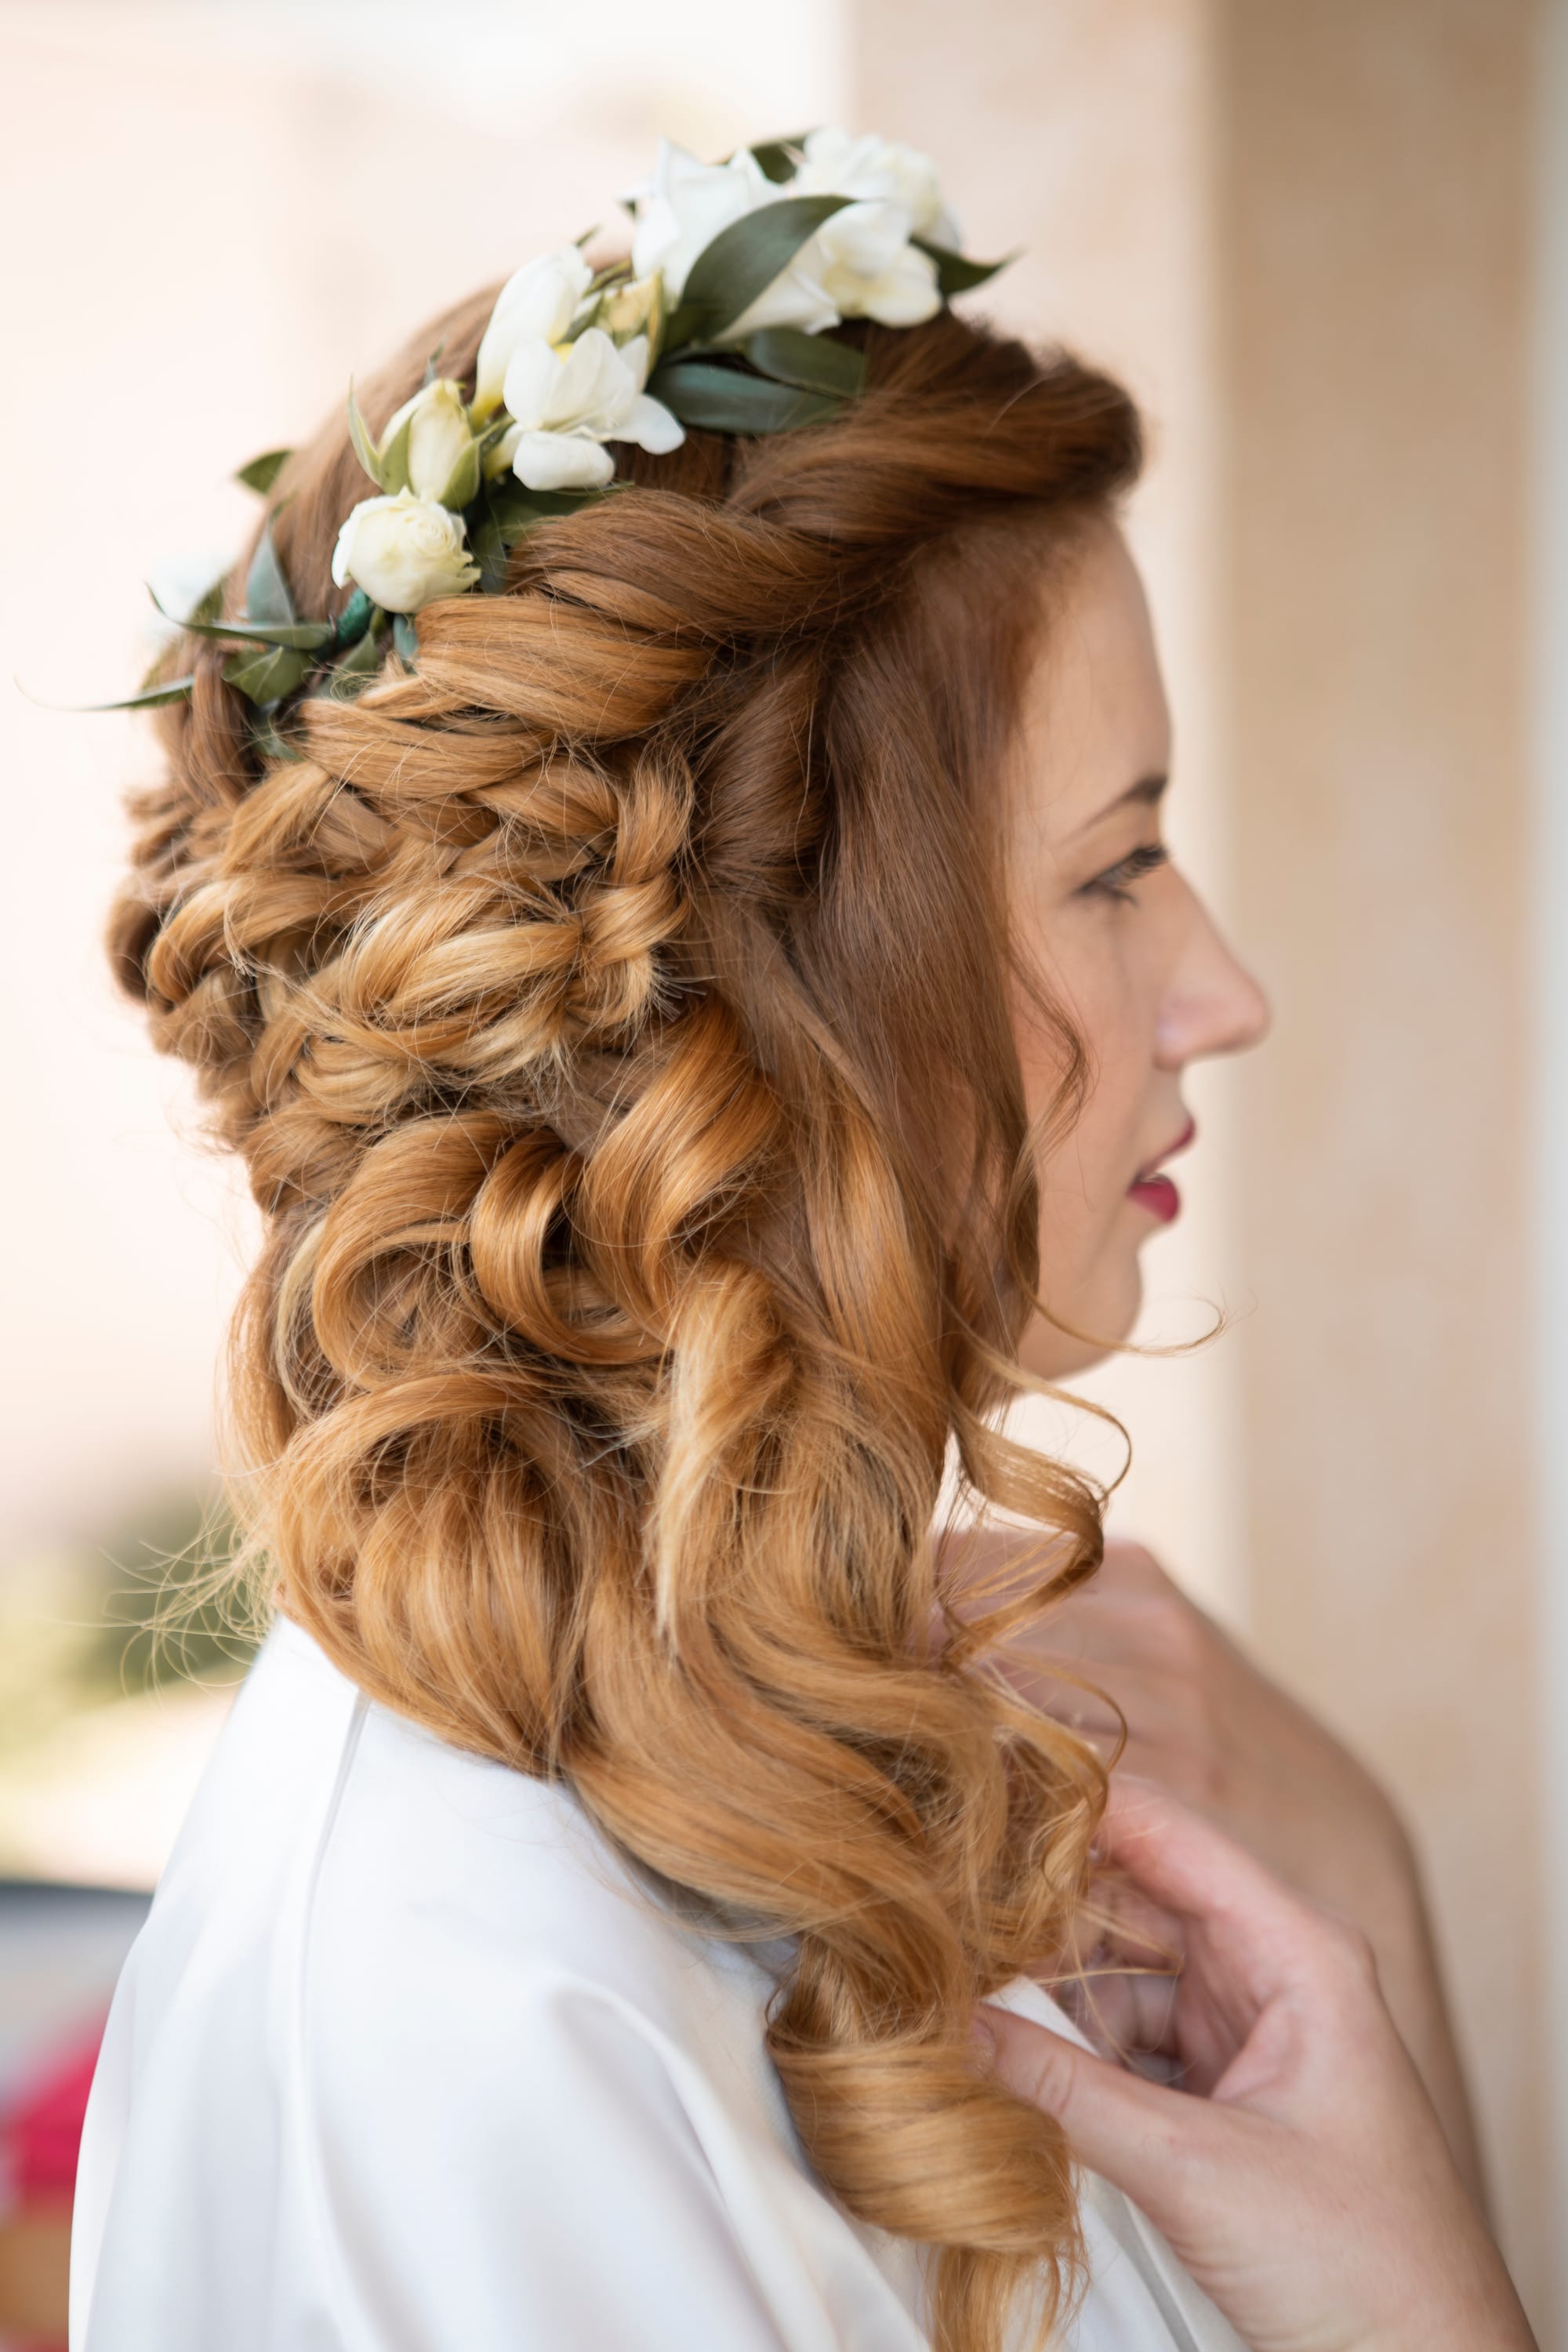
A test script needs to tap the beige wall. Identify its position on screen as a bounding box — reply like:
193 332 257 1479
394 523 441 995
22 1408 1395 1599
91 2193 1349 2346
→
1218 0 1549 2313
864 0 1553 2322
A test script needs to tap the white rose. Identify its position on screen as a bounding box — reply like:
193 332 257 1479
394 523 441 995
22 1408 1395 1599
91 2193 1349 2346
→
379 378 478 505
473 248 593 419
498 327 684 492
792 127 962 248
331 490 479 613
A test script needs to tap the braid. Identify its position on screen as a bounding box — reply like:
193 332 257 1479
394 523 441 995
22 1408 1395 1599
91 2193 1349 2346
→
109 298 1141 2352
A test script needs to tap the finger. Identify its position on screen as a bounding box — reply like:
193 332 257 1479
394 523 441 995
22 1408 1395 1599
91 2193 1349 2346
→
983 2004 1214 2221
1096 1780 1325 1998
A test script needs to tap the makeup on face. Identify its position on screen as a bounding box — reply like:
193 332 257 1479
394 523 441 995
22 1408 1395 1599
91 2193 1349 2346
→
1127 1116 1196 1225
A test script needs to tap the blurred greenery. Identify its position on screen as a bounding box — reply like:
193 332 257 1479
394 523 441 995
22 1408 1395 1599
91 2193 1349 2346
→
0 1491 262 1766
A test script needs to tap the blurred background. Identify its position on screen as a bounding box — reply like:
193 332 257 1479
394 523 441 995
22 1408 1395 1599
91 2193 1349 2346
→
1 0 1563 2342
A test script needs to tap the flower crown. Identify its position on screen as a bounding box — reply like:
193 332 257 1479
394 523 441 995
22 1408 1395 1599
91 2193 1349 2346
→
116 129 1007 732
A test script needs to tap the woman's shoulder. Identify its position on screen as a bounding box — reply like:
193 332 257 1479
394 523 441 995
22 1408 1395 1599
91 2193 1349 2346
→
154 1612 766 2057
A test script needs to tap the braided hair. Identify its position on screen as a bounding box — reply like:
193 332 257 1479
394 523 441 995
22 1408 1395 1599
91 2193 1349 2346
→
111 285 1142 2352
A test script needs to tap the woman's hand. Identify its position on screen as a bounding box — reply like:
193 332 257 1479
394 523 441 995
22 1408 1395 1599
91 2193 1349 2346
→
981 1782 1533 2352
949 1532 1486 2201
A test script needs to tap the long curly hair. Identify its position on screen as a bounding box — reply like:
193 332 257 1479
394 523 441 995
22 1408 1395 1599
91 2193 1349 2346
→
110 286 1142 2350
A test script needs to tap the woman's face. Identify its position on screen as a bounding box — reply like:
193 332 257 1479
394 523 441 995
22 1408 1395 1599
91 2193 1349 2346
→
1007 518 1269 1378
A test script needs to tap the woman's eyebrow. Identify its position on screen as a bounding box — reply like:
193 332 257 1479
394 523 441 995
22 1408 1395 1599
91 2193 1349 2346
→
1071 771 1168 839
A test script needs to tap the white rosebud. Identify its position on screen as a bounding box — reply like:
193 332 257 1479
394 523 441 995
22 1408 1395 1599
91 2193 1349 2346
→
331 490 479 613
498 326 683 492
379 378 479 505
473 248 594 420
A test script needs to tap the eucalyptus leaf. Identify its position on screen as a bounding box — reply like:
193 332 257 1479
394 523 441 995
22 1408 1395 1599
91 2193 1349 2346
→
392 615 419 666
347 385 384 491
248 712 302 764
378 408 413 496
741 327 865 398
333 587 374 648
70 675 197 713
189 576 227 628
747 136 811 185
648 361 841 436
234 447 292 495
667 194 851 345
325 614 387 686
223 641 312 706
913 238 1013 298
149 588 332 652
437 436 483 512
245 519 296 630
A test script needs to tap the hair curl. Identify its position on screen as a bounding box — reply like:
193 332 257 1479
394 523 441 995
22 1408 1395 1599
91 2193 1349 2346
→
110 286 1142 2350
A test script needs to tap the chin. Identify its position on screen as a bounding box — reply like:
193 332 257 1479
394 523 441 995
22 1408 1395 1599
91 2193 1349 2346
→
1017 1255 1145 1381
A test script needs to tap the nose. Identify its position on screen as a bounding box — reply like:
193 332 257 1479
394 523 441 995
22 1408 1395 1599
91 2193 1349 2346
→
1154 884 1271 1069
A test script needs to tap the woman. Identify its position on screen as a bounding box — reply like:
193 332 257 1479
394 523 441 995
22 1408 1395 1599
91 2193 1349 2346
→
71 134 1531 2351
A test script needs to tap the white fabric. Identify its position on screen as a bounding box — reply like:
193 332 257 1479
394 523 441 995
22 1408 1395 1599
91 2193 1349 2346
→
71 1617 1247 2352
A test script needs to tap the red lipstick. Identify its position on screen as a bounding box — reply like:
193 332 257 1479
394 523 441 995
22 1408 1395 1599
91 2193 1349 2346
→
1128 1117 1196 1227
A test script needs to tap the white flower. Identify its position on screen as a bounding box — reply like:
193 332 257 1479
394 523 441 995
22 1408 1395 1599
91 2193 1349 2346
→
630 139 840 340
473 248 593 419
812 200 942 328
792 127 962 248
331 490 479 613
629 140 777 303
379 378 478 505
498 327 683 492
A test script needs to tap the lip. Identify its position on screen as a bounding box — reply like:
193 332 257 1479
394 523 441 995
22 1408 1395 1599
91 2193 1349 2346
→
1127 1116 1196 1226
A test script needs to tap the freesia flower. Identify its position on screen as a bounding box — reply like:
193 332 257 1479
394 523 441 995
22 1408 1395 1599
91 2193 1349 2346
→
629 141 779 305
498 328 683 492
473 248 594 420
791 127 962 248
378 378 480 506
331 490 479 612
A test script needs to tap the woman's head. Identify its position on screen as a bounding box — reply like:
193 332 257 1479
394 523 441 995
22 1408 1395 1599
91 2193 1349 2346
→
111 287 1240 2348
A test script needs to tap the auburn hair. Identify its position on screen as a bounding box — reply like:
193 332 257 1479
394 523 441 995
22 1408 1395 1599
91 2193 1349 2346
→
110 287 1142 2350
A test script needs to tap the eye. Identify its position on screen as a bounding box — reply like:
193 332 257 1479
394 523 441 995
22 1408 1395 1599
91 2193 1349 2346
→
1080 842 1170 906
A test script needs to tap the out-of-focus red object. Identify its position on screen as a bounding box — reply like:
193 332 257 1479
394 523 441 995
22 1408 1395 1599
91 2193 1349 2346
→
0 2018 106 2352
2 2023 103 2205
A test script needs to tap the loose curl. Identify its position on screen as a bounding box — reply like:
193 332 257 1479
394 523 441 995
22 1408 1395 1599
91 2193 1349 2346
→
110 288 1142 2351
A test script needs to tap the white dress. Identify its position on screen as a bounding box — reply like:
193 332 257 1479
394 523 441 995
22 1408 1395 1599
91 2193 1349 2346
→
70 1616 1246 2352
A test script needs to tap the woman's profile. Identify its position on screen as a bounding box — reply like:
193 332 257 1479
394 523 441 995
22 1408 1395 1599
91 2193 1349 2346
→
70 130 1532 2352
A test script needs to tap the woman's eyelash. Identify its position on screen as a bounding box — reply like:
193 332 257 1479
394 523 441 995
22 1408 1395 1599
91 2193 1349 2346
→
1083 842 1170 903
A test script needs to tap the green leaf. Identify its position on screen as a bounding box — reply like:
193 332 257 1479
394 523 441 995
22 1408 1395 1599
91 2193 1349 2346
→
234 447 292 495
392 615 419 666
244 519 296 630
667 193 851 345
333 587 374 648
69 675 197 713
347 383 384 491
377 407 413 496
247 711 302 765
149 587 332 652
421 339 447 390
436 435 483 512
747 135 811 185
648 361 841 436
912 237 1013 298
740 326 865 398
190 576 227 627
317 615 387 697
223 641 312 706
